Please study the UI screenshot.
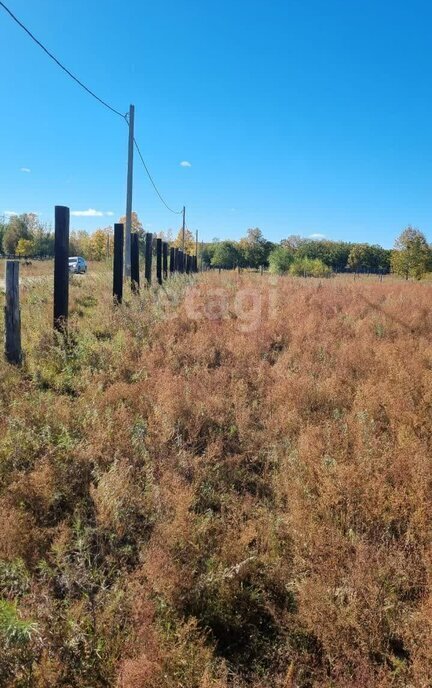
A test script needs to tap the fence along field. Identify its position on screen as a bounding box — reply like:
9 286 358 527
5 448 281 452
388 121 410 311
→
4 206 198 364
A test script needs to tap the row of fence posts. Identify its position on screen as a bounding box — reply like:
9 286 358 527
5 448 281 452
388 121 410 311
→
112 223 198 304
4 206 199 365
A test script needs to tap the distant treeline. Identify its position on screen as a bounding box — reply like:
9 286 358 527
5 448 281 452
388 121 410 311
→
1 213 431 279
202 230 392 275
198 227 432 280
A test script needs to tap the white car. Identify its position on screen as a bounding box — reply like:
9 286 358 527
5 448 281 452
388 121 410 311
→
68 256 87 274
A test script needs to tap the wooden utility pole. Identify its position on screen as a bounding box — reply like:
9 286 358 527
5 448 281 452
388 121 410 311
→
53 205 69 331
125 104 135 278
4 261 21 365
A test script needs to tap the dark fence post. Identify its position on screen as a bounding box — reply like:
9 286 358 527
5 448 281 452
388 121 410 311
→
156 238 162 285
113 223 124 303
145 233 153 285
53 205 70 331
4 261 21 365
170 247 175 275
174 248 179 273
162 242 168 280
185 254 190 274
131 232 140 293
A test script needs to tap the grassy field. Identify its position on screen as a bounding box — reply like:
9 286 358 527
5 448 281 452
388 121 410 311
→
1 270 432 687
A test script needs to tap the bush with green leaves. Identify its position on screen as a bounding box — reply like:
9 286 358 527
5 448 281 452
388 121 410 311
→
268 245 294 274
289 257 332 277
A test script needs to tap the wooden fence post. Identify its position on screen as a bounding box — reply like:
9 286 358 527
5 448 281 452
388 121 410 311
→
186 254 190 274
53 205 70 331
174 248 179 273
4 261 21 365
131 232 140 293
162 242 168 280
170 247 175 275
113 223 124 303
156 238 162 285
145 233 153 285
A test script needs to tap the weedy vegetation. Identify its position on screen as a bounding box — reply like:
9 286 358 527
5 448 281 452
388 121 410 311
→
0 268 432 687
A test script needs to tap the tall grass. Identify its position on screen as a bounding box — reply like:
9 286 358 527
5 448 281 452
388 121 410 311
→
0 269 431 687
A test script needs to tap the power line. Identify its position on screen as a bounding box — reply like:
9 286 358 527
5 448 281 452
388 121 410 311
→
133 137 183 215
0 0 126 119
0 0 183 216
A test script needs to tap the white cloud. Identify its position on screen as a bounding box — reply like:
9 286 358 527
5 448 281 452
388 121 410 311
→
180 160 192 167
309 233 326 240
71 208 113 217
4 210 17 216
20 167 31 173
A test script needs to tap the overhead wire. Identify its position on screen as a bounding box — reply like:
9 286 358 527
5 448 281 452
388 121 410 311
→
0 0 127 119
0 0 184 215
133 136 183 215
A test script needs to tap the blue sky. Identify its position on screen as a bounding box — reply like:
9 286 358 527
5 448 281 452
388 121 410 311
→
1 0 432 247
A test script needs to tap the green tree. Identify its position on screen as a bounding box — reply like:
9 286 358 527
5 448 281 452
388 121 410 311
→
348 244 374 272
348 243 391 273
290 257 331 278
31 223 54 256
201 243 215 267
238 228 272 268
268 245 295 274
391 227 431 280
211 241 241 269
297 240 352 272
3 214 32 254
